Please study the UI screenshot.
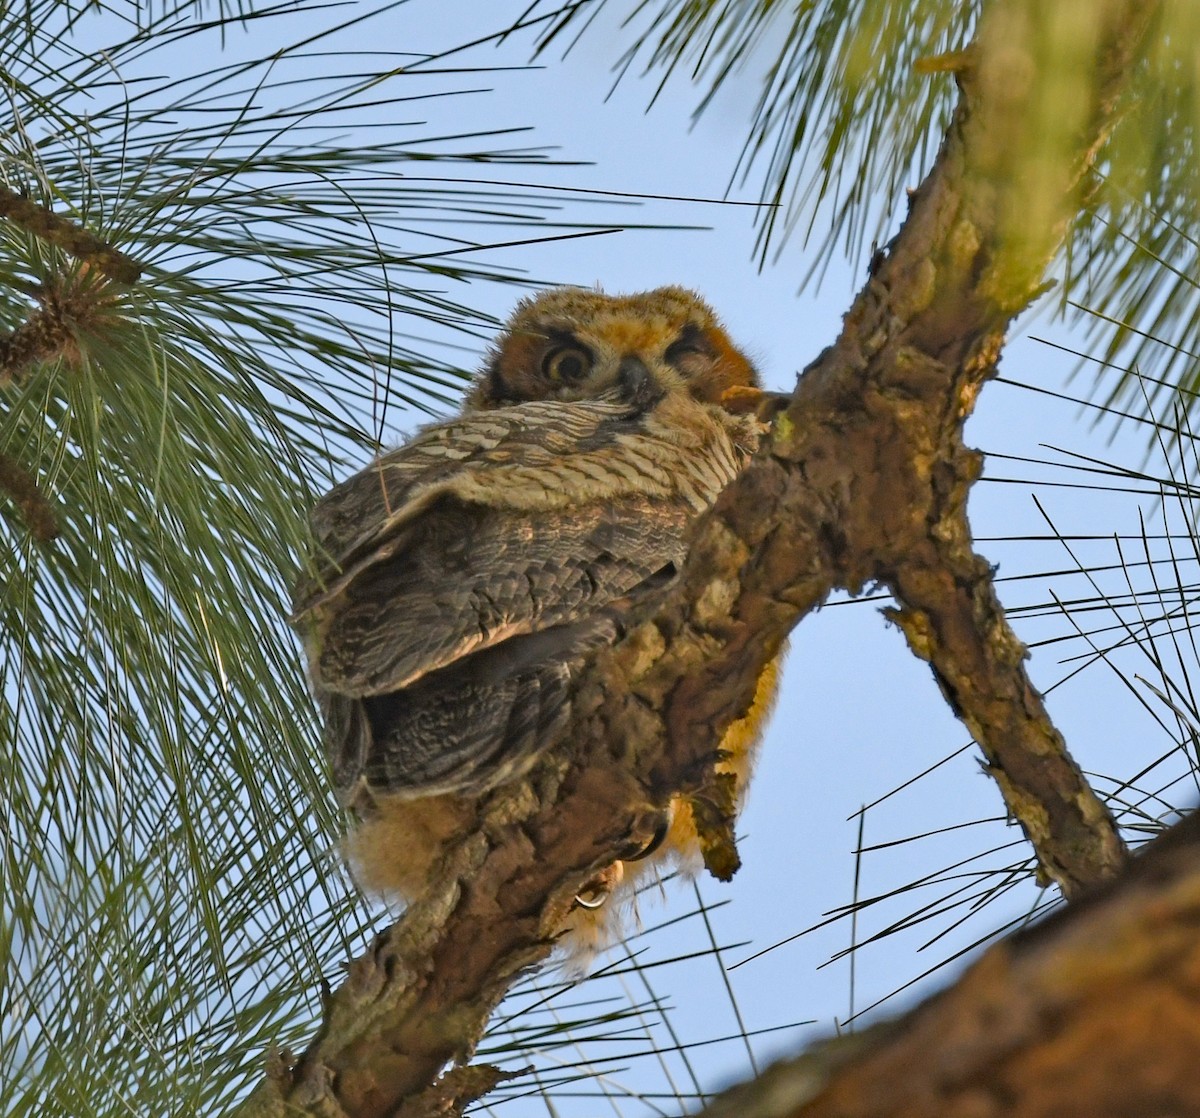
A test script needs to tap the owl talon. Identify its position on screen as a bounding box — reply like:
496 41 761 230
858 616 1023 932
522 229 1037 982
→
617 815 670 863
573 860 625 912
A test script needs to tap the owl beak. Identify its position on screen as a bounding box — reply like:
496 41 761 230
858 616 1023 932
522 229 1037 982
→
617 355 663 410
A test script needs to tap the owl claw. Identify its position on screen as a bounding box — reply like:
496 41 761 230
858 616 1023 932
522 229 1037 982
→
571 815 670 911
618 815 670 863
573 857 628 911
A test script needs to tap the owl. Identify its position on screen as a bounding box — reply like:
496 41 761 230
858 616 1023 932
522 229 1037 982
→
291 286 780 963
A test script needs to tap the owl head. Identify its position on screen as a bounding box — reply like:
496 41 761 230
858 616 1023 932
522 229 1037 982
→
466 286 760 411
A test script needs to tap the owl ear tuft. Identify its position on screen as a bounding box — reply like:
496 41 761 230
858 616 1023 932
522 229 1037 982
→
469 335 533 408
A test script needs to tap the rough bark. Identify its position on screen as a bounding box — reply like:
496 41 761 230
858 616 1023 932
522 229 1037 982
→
240 1 1160 1114
699 809 1200 1118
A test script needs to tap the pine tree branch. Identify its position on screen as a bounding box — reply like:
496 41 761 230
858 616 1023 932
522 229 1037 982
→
699 809 1200 1118
0 301 77 386
885 520 1126 896
0 450 58 541
0 184 141 285
0 273 121 386
653 0 1151 898
243 1 1158 1113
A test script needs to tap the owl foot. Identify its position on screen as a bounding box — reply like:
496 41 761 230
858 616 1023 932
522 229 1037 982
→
572 811 670 910
616 814 669 862
574 862 623 911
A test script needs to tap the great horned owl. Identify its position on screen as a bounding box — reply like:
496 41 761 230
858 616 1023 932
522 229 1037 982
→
291 286 779 961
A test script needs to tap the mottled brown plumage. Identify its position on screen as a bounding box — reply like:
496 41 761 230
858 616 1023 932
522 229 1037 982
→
292 285 778 965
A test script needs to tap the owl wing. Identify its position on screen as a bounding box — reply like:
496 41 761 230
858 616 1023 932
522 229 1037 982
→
293 395 636 618
292 392 759 800
309 493 690 696
293 392 753 696
314 500 683 800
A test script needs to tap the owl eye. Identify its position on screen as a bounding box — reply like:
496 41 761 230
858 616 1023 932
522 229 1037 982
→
665 324 716 367
542 345 593 385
